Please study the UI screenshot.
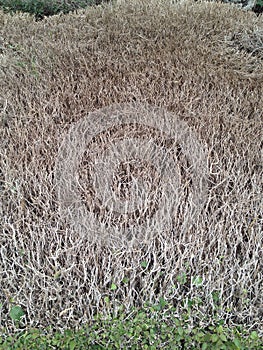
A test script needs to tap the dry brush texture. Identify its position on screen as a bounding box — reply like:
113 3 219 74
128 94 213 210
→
0 0 262 333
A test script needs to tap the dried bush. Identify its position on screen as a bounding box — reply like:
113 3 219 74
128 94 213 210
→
0 0 262 334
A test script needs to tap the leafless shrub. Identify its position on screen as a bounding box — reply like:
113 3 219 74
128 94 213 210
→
0 0 262 334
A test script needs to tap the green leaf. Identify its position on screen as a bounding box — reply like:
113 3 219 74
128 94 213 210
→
212 291 220 303
193 276 203 286
220 333 227 342
250 331 258 340
218 325 224 333
177 327 184 336
211 334 219 343
9 305 25 321
141 261 148 268
233 338 241 348
196 332 205 339
69 340 76 350
122 277 129 284
110 283 117 291
159 297 167 309
187 299 194 309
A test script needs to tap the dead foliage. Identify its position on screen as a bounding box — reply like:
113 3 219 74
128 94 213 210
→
0 0 262 333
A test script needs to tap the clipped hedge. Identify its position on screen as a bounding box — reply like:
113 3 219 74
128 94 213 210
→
0 0 262 339
0 0 109 19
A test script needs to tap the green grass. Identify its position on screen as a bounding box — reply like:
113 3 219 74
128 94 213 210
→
0 300 262 349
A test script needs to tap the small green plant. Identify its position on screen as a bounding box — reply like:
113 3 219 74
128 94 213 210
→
0 301 262 349
9 305 25 322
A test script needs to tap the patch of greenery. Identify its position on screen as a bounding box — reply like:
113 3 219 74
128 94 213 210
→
0 0 109 20
0 300 262 349
9 305 25 322
254 0 263 14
